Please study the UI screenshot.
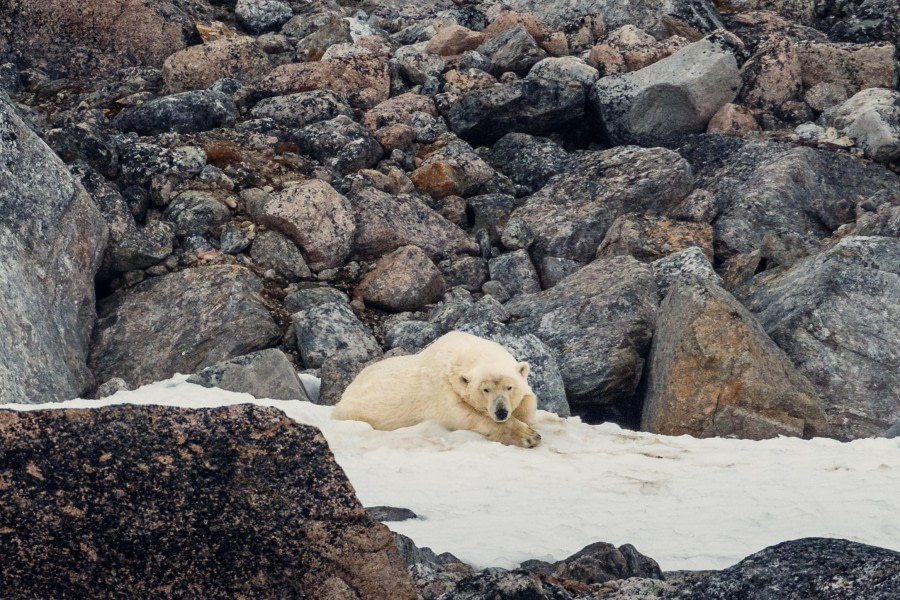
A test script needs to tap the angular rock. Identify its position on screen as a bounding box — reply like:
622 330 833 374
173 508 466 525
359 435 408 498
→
394 43 446 85
642 277 827 439
284 285 349 314
362 93 438 130
537 257 583 289
488 250 542 298
826 0 900 50
737 38 804 117
409 137 494 198
0 405 416 599
249 90 353 129
795 41 897 101
293 115 384 175
820 88 900 164
355 246 446 312
444 568 574 599
446 77 586 146
468 193 518 242
295 13 352 61
438 256 489 291
236 0 293 34
591 32 742 145
677 135 900 257
250 230 312 281
651 246 722 300
477 25 547 77
426 24 485 56
248 180 355 271
707 102 760 135
512 146 694 262
487 133 573 194
677 538 900 599
112 90 239 135
527 56 599 87
350 187 479 260
507 256 658 419
0 95 108 403
522 541 662 584
292 301 381 369
162 190 231 238
162 36 272 93
596 214 714 263
89 265 280 388
187 348 309 401
118 143 207 197
385 321 441 352
742 236 900 440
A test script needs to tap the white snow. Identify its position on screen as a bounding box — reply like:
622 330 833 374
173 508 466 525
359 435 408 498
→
7 375 900 572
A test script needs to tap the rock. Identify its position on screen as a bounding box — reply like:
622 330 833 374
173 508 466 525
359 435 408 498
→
350 187 479 260
187 348 309 401
804 81 848 113
118 143 207 205
606 26 690 72
293 115 384 175
162 36 272 93
362 93 438 130
707 103 760 135
439 256 489 291
0 95 108 403
220 223 252 254
820 88 900 164
885 421 900 438
466 194 517 242
409 137 494 198
836 202 900 238
88 265 280 388
666 188 719 223
426 24 485 56
236 0 293 34
677 136 900 258
511 146 694 263
94 377 130 398
111 90 239 135
250 48 389 109
445 77 586 146
0 405 416 599
642 277 827 439
284 285 349 314
591 32 742 145
742 236 900 440
477 25 547 77
596 214 714 263
72 163 172 275
162 190 231 238
487 133 573 194
355 246 447 312
522 541 662 584
292 301 381 369
316 355 369 407
537 257 583 289
527 56 599 87
651 246 722 300
385 320 441 351
367 507 419 523
737 37 804 118
677 538 900 599
507 256 658 419
795 41 897 101
249 230 313 281
488 250 542 298
394 43 446 85
826 0 900 50
455 320 570 416
444 568 574 599
249 90 353 129
247 180 355 271
295 14 352 61
444 67 498 93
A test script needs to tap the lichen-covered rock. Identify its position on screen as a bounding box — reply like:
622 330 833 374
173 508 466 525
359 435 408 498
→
292 301 381 369
596 214 714 263
295 13 352 61
795 41 897 101
527 56 599 87
88 265 280 388
507 256 658 419
642 276 828 439
425 24 485 56
247 180 355 271
249 90 353 129
0 404 416 599
820 88 900 164
488 249 542 298
651 246 722 300
676 538 900 599
362 93 438 130
522 541 662 584
236 0 293 34
162 36 272 93
445 77 586 146
707 103 760 135
742 236 900 440
0 94 108 403
355 245 446 312
111 90 239 135
187 348 309 401
487 133 573 194
162 190 231 238
476 25 547 77
511 146 694 262
249 230 312 281
591 32 742 145
350 187 479 260
293 115 384 175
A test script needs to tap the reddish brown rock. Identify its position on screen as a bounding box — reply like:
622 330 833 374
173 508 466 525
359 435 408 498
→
356 246 446 311
426 24 485 56
162 36 272 93
410 161 464 199
374 124 417 152
596 214 714 263
796 41 897 99
361 93 438 130
0 404 417 599
738 38 803 115
707 103 760 135
587 43 625 75
483 10 552 44
642 277 828 439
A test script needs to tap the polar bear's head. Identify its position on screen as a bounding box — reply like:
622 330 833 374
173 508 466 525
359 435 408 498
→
453 362 531 422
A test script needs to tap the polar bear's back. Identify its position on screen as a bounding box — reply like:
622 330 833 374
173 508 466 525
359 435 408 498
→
419 330 519 372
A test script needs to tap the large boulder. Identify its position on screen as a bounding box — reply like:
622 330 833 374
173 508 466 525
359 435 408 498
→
445 78 586 147
0 95 108 404
292 300 381 369
742 236 900 440
355 246 446 312
111 90 239 135
507 256 658 422
820 88 900 164
677 135 900 259
162 36 272 93
677 538 900 599
88 265 281 389
0 405 417 599
642 277 827 439
187 349 309 401
293 115 384 176
249 90 353 129
511 146 694 262
591 32 742 146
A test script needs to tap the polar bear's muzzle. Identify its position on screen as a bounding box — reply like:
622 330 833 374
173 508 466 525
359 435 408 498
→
489 397 511 422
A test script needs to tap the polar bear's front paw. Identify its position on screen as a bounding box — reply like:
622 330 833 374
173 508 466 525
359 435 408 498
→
506 423 541 448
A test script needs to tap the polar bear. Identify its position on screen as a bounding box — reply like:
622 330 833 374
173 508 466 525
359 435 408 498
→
333 331 541 447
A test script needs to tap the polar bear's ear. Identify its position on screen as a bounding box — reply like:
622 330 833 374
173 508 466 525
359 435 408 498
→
459 375 469 385
518 362 530 380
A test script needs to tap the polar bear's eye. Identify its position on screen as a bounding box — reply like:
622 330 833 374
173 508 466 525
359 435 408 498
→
505 385 513 391
482 388 489 394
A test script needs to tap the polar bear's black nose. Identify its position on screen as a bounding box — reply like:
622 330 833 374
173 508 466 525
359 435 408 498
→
494 407 509 421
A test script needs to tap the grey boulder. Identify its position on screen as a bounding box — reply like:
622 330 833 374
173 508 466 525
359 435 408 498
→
236 0 293 34
249 90 353 129
293 115 384 175
111 90 239 135
188 349 309 401
292 301 381 369
820 87 900 164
